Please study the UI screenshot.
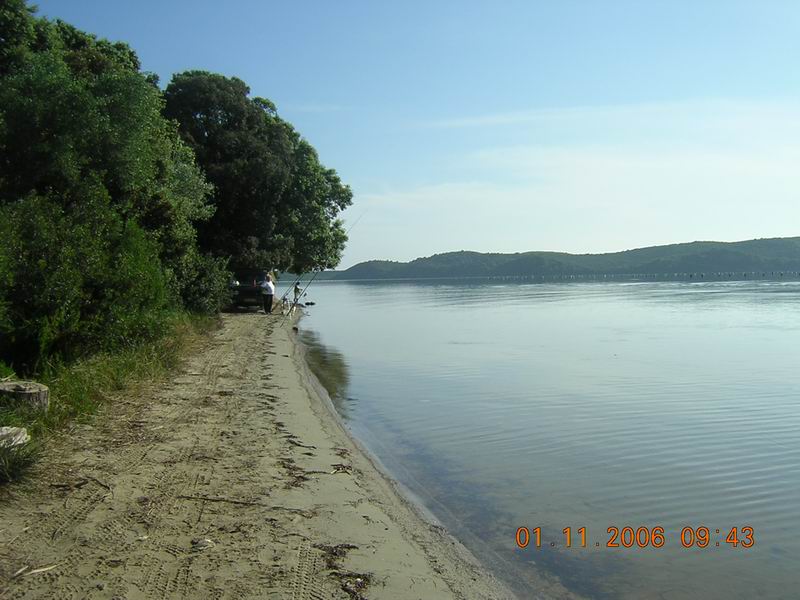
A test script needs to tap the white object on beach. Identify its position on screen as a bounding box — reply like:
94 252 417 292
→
0 427 31 448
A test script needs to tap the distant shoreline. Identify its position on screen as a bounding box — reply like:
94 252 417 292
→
293 271 800 284
291 236 800 281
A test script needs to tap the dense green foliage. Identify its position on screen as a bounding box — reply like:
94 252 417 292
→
0 6 221 370
164 71 352 272
0 0 35 75
1 196 171 365
0 2 350 374
328 238 800 280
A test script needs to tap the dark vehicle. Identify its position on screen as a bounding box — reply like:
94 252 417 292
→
228 269 269 308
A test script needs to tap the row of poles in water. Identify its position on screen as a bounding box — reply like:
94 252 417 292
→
484 271 800 281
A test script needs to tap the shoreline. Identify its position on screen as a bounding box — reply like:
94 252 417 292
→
0 312 517 599
291 316 447 529
292 313 585 600
289 312 520 599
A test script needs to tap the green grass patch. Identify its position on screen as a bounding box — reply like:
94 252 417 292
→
0 442 40 484
0 311 218 484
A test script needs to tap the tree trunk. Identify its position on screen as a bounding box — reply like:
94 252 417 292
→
0 381 50 412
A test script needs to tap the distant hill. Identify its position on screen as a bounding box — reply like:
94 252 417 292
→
312 237 800 280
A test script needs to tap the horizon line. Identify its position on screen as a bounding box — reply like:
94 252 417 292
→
333 234 799 270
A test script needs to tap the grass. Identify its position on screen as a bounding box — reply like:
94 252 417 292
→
0 442 40 483
0 312 218 485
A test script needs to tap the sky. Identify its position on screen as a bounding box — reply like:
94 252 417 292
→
35 0 800 268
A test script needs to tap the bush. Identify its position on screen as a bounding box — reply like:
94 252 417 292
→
0 196 88 368
0 195 172 371
91 222 172 349
183 254 233 314
0 217 12 336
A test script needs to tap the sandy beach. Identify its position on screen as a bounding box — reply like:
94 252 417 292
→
0 312 516 599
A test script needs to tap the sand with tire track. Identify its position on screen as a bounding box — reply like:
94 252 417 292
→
0 313 517 599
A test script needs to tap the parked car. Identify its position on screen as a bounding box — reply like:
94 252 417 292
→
228 269 269 308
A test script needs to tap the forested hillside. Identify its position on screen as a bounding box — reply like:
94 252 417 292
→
327 238 800 280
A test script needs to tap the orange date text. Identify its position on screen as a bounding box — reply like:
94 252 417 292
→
515 526 754 549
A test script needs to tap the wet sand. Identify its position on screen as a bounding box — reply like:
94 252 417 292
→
0 312 516 599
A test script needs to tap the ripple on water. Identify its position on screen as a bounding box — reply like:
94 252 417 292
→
302 280 800 600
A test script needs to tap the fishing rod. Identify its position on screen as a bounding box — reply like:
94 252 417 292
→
277 273 303 303
280 209 367 326
279 269 320 326
343 208 367 236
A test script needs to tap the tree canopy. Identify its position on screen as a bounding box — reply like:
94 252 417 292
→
164 71 352 273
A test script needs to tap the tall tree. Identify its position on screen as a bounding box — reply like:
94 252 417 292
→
163 71 352 272
0 16 222 303
0 5 227 369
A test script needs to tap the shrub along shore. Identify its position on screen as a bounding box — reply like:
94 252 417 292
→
0 0 351 482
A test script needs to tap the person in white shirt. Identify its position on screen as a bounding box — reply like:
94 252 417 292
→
260 272 275 314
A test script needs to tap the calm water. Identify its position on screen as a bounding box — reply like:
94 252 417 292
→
297 280 800 600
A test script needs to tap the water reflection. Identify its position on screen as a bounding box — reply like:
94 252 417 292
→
298 328 352 419
298 308 616 599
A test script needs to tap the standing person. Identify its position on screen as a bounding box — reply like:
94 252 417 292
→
290 282 303 315
260 272 275 314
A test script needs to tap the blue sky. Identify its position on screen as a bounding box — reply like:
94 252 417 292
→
35 1 800 267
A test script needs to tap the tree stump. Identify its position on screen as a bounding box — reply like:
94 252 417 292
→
0 381 50 412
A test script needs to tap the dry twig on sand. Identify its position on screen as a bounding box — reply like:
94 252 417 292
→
177 495 271 508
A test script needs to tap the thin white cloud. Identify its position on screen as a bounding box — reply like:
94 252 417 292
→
343 157 800 266
428 102 670 128
339 98 800 267
469 144 800 187
426 98 800 132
